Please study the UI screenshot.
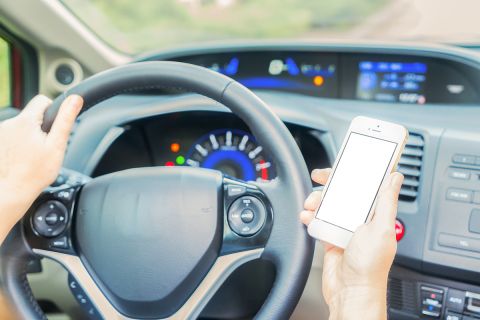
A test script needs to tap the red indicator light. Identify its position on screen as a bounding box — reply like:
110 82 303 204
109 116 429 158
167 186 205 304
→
259 160 268 180
165 161 175 167
170 143 180 153
395 219 405 241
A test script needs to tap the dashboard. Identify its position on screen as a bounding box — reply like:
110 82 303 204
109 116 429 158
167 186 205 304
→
93 112 330 183
58 42 480 320
143 49 480 105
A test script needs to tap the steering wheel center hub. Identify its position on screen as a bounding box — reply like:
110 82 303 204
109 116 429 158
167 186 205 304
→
75 166 223 318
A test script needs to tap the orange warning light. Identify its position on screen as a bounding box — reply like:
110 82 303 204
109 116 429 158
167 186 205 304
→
170 143 180 153
313 75 324 87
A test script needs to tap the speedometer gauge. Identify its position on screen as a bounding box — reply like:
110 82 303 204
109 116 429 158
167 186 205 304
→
185 129 274 181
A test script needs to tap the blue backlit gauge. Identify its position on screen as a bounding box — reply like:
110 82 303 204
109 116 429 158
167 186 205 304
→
209 57 239 76
185 129 274 182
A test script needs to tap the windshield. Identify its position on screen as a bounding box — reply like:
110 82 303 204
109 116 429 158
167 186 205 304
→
61 0 479 55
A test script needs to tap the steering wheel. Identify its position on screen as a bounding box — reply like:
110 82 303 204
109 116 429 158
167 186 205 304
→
0 62 314 320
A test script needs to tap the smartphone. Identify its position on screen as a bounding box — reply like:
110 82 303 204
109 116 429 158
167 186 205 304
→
307 116 408 249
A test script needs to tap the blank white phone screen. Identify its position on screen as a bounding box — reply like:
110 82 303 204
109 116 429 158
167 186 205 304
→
315 132 397 232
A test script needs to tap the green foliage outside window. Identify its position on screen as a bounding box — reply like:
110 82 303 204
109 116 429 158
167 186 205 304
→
0 38 10 108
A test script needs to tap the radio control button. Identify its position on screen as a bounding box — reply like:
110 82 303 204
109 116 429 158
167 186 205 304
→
445 289 465 313
452 154 475 165
470 209 480 234
446 188 473 203
448 168 470 180
438 233 480 253
473 192 480 205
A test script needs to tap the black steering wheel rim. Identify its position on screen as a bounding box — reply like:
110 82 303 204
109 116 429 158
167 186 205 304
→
1 61 314 320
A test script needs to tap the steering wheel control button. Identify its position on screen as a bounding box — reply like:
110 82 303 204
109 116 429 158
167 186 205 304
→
446 188 473 203
50 237 69 249
68 274 100 319
240 209 255 223
395 219 405 241
53 168 91 188
32 200 68 238
45 212 59 225
227 185 246 197
55 188 75 201
228 196 266 236
52 174 67 187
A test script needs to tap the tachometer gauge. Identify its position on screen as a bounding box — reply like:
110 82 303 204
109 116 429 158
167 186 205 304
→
185 129 274 181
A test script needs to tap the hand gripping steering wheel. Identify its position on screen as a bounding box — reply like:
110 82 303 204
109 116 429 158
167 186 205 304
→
0 62 314 320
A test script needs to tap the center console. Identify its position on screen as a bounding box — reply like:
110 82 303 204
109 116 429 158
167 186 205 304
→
423 129 480 279
389 266 480 320
389 128 480 320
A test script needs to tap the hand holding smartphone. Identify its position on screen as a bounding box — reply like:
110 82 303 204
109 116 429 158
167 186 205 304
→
307 116 408 249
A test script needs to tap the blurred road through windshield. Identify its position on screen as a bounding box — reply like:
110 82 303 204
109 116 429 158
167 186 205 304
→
61 0 480 54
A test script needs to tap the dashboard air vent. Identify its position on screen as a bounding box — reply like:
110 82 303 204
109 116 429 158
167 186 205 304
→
387 277 417 314
398 132 424 202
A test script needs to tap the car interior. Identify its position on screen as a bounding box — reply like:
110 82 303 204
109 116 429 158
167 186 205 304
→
1 0 480 319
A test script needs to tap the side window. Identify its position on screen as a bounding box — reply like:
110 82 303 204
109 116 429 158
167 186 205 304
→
0 37 10 108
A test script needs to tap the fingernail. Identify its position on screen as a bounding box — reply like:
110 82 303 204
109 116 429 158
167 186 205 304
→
67 95 83 106
311 169 321 176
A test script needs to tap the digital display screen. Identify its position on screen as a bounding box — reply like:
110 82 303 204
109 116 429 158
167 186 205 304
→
315 132 397 232
163 51 480 105
174 52 339 97
356 61 427 104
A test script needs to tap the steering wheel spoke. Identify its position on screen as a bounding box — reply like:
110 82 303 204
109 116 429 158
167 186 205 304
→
33 246 263 319
23 168 91 255
25 169 269 320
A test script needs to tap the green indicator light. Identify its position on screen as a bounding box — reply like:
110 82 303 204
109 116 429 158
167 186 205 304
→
176 155 185 165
